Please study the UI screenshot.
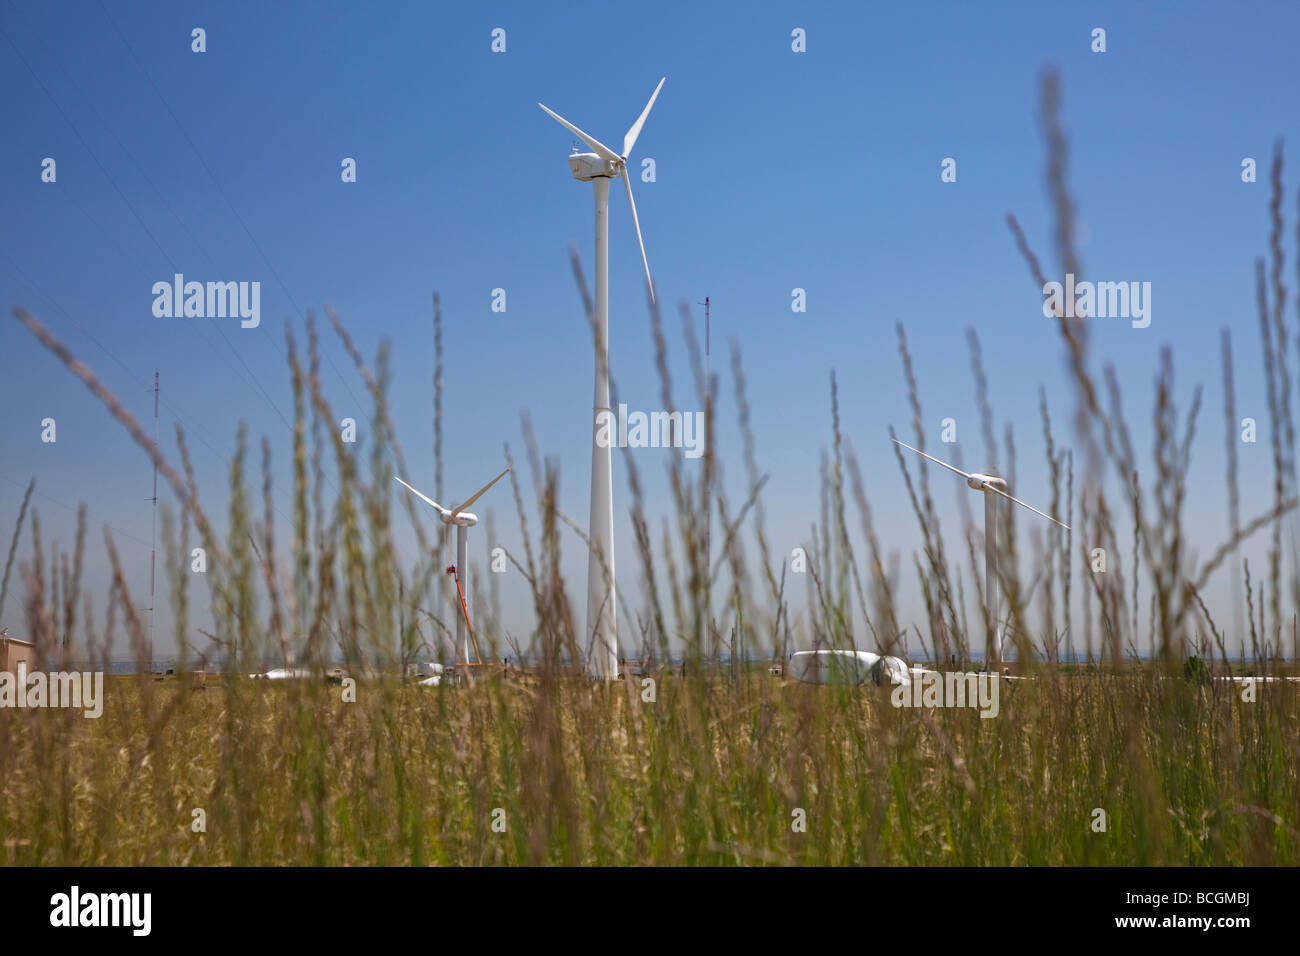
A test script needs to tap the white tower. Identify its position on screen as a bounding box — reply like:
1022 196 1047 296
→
540 78 665 677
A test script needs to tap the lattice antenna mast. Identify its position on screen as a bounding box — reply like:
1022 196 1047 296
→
148 371 159 668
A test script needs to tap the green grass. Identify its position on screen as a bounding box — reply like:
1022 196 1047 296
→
0 670 1295 865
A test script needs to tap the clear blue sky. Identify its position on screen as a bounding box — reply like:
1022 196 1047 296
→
2 0 1297 659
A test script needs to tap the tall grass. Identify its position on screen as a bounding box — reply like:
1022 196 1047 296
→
1 69 1298 865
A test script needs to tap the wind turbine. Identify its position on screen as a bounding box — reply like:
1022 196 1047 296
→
891 438 1068 668
539 77 664 678
395 468 510 667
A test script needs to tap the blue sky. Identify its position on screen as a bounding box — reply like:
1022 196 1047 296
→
2 0 1298 659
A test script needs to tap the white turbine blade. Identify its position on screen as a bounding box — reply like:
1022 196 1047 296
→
891 438 973 480
451 467 510 516
395 476 448 515
538 104 620 162
622 76 665 158
982 483 1070 530
622 173 655 304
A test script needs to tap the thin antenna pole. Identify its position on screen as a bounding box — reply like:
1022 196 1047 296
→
703 295 710 367
698 295 713 660
705 296 710 606
149 371 159 670
700 296 710 563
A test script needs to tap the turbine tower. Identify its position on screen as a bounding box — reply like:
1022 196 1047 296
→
540 78 664 678
892 438 1068 668
395 469 509 666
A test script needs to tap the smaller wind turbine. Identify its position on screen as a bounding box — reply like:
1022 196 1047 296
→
892 438 1068 668
396 468 510 667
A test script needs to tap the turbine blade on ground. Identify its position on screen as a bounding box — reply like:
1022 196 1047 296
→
395 476 449 515
981 483 1070 529
451 467 511 516
622 173 655 303
538 104 620 162
622 77 665 158
891 437 973 480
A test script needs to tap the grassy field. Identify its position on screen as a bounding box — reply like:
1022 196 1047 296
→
3 70 1299 866
0 669 1296 865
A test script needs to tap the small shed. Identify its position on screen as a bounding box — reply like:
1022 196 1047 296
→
0 634 35 672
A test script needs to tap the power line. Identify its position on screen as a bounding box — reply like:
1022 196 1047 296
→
15 3 390 536
0 13 295 436
0 7 314 536
1 256 298 535
95 0 367 417
3 7 441 615
0 469 153 552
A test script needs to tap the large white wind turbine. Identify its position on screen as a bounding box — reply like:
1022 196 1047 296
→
540 77 665 678
396 468 510 666
892 438 1068 667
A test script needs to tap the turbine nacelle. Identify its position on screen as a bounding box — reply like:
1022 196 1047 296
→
967 474 1006 492
568 151 620 181
442 510 479 528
